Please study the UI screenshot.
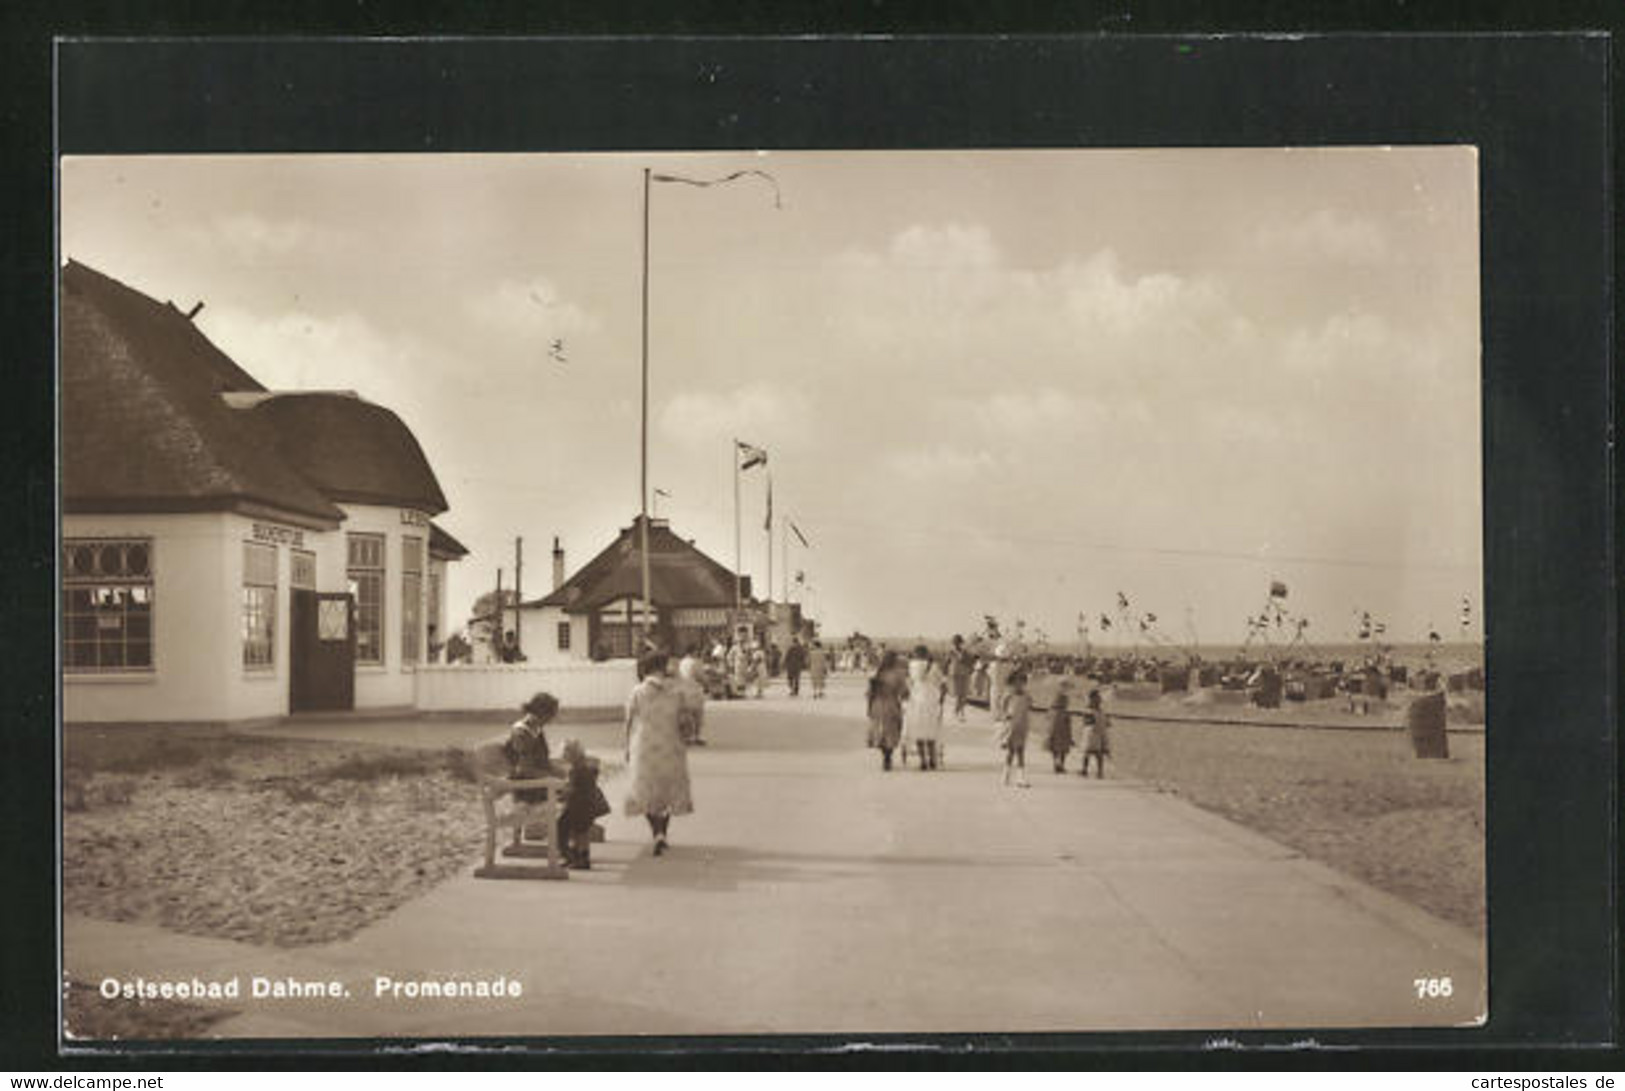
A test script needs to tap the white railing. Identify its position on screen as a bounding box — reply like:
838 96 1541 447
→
414 661 637 714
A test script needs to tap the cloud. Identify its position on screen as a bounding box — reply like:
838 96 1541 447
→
196 213 346 261
956 388 1109 433
883 445 1000 480
828 230 1235 391
887 222 1000 269
1279 310 1395 377
1256 209 1391 264
195 305 432 409
463 277 601 341
1060 250 1223 337
657 382 814 448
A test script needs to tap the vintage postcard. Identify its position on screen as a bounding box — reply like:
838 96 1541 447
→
59 146 1487 1042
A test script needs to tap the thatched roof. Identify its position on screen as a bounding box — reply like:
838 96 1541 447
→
62 261 454 528
61 261 343 526
245 393 448 515
532 517 750 614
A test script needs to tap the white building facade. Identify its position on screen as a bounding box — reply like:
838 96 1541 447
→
60 261 467 726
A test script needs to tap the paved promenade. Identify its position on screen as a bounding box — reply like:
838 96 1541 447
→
65 677 1485 1039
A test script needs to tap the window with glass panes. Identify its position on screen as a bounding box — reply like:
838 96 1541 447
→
401 535 423 664
242 542 277 668
427 568 441 649
347 533 385 664
63 539 155 672
291 549 316 591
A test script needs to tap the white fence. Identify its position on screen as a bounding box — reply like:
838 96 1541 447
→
414 661 637 714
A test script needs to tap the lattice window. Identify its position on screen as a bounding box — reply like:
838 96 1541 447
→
347 533 385 664
242 541 277 669
291 549 316 590
62 539 154 672
401 535 423 664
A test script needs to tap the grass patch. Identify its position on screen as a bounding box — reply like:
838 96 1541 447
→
310 747 479 784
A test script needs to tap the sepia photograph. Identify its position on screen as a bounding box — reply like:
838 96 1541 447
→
58 146 1488 1042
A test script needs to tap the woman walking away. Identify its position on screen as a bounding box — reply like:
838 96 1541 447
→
948 635 973 722
1044 692 1075 774
903 645 945 770
808 640 830 699
999 671 1033 788
1081 687 1111 778
867 651 907 771
624 652 693 855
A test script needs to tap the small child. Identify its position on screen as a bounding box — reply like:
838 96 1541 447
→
1081 688 1111 778
556 739 611 869
1044 692 1075 774
999 671 1033 788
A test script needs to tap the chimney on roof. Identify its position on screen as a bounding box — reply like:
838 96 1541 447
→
552 536 565 591
184 300 205 321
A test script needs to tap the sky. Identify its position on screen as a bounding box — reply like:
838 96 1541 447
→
60 149 1483 648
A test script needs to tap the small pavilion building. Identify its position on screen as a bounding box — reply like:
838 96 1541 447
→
60 261 467 725
517 517 757 664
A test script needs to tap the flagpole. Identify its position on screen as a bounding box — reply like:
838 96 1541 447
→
765 472 773 623
782 513 789 604
733 439 742 617
639 166 653 647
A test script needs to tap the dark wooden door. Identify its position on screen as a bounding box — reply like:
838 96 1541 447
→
290 589 355 712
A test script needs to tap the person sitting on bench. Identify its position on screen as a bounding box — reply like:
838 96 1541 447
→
505 692 560 801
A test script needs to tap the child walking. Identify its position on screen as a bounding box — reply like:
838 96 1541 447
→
1043 692 1075 773
1081 687 1111 778
999 671 1033 788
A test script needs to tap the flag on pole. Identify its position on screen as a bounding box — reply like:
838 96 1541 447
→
1270 580 1288 599
1099 614 1112 631
764 476 773 532
652 169 784 208
789 520 809 548
1116 591 1129 611
654 488 671 498
737 441 768 471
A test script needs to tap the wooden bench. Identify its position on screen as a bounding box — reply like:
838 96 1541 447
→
469 739 568 881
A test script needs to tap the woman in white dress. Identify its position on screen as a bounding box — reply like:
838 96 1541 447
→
902 645 946 770
624 652 693 855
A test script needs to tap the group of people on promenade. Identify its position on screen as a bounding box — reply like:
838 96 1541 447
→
500 647 705 867
865 635 1113 785
702 634 833 700
497 631 1129 871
